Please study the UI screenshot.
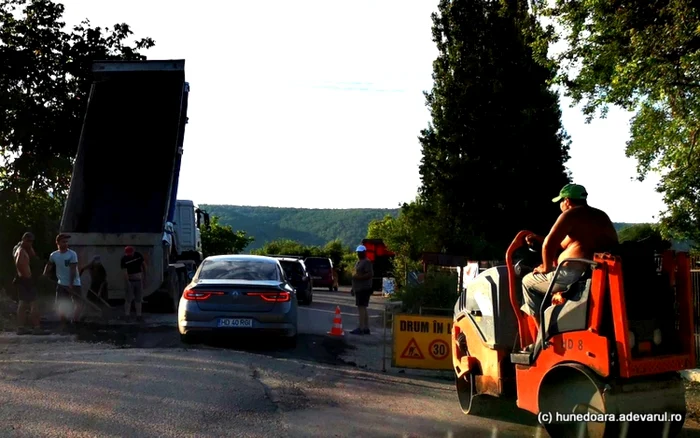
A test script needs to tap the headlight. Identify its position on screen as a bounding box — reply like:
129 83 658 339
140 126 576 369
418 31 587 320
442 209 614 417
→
629 331 636 348
653 329 662 345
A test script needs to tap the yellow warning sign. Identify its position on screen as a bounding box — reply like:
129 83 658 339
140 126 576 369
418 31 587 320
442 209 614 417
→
392 314 453 370
400 338 424 359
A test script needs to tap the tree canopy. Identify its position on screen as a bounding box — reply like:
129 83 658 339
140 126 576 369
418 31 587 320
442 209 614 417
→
0 0 154 197
250 239 358 284
201 216 254 258
417 0 571 258
0 0 154 279
250 238 351 265
532 0 700 243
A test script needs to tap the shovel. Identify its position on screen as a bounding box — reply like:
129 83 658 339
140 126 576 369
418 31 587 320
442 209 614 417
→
47 280 119 321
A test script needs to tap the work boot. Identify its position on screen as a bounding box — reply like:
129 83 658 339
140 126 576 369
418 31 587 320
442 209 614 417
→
16 327 30 335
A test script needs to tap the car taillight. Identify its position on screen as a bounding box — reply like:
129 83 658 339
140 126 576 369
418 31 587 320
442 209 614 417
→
183 289 225 300
248 291 291 302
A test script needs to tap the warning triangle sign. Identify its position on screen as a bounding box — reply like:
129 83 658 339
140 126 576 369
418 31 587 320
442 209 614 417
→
400 338 425 359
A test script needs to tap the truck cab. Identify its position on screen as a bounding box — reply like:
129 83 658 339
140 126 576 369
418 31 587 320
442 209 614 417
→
171 199 208 264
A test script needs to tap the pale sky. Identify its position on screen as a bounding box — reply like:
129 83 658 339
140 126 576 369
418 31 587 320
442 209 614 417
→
57 0 664 223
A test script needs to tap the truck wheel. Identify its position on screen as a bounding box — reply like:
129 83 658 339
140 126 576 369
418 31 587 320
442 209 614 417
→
281 334 297 349
166 266 179 313
174 271 188 313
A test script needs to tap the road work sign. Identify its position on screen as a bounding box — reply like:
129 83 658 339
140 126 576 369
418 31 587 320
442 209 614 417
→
392 314 453 370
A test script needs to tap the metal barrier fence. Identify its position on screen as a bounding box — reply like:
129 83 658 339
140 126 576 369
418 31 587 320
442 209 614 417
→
691 256 700 367
654 254 699 366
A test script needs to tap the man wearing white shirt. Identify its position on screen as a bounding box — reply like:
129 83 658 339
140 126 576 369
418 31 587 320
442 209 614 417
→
44 234 82 332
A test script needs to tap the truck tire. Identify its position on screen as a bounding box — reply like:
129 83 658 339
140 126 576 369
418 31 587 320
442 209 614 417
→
166 266 179 313
174 269 189 313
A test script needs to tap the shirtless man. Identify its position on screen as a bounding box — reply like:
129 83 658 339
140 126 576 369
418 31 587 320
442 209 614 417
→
521 184 618 327
13 232 46 335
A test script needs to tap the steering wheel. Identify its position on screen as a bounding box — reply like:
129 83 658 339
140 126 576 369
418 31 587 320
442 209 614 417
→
526 235 542 253
514 236 542 277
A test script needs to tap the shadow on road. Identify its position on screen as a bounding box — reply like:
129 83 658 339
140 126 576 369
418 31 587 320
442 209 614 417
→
190 333 356 367
46 320 359 368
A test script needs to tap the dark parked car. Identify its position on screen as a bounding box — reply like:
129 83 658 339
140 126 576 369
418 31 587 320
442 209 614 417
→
177 255 298 346
305 257 336 291
270 256 313 305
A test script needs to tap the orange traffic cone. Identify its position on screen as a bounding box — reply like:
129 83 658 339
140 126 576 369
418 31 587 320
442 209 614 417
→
327 305 344 337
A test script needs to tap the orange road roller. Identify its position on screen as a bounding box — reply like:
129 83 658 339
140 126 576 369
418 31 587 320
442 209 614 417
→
452 230 694 437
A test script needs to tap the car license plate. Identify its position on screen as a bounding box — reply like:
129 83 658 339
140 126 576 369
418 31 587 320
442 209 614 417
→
217 318 253 328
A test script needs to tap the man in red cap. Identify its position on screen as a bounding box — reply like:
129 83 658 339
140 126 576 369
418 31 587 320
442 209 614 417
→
120 246 147 321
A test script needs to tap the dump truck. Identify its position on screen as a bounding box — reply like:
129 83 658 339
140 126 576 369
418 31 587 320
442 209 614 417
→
59 59 196 312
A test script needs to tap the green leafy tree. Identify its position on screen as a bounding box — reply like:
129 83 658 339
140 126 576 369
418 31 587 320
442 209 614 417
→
366 201 441 288
251 239 323 258
418 0 571 259
617 223 672 252
251 238 358 285
201 216 254 258
0 0 154 280
531 0 700 243
618 224 658 243
323 239 350 267
0 0 154 196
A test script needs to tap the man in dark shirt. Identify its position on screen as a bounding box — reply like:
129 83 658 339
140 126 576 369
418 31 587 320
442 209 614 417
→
350 245 374 335
121 246 146 321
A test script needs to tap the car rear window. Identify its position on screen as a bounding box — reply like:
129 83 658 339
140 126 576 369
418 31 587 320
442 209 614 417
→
198 260 279 281
280 261 304 277
305 258 331 269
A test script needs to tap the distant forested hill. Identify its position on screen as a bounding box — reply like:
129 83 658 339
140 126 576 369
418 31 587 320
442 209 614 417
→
201 205 641 251
200 205 400 250
614 223 638 231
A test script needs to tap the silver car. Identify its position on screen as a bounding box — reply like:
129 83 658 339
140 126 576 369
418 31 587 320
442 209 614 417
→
177 255 299 346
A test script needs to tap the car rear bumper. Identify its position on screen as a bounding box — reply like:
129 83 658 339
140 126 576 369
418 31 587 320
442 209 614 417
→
311 278 333 287
178 302 297 337
180 320 297 337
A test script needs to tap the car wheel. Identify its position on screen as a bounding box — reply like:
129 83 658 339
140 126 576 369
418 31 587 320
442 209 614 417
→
333 286 338 292
328 286 333 291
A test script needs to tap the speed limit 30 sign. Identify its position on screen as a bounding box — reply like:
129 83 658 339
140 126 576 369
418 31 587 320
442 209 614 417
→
429 339 449 360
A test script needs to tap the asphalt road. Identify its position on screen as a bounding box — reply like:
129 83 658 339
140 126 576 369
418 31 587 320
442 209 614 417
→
0 287 697 437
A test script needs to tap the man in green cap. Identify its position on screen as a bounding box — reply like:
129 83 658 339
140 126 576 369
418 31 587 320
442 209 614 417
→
521 183 618 330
